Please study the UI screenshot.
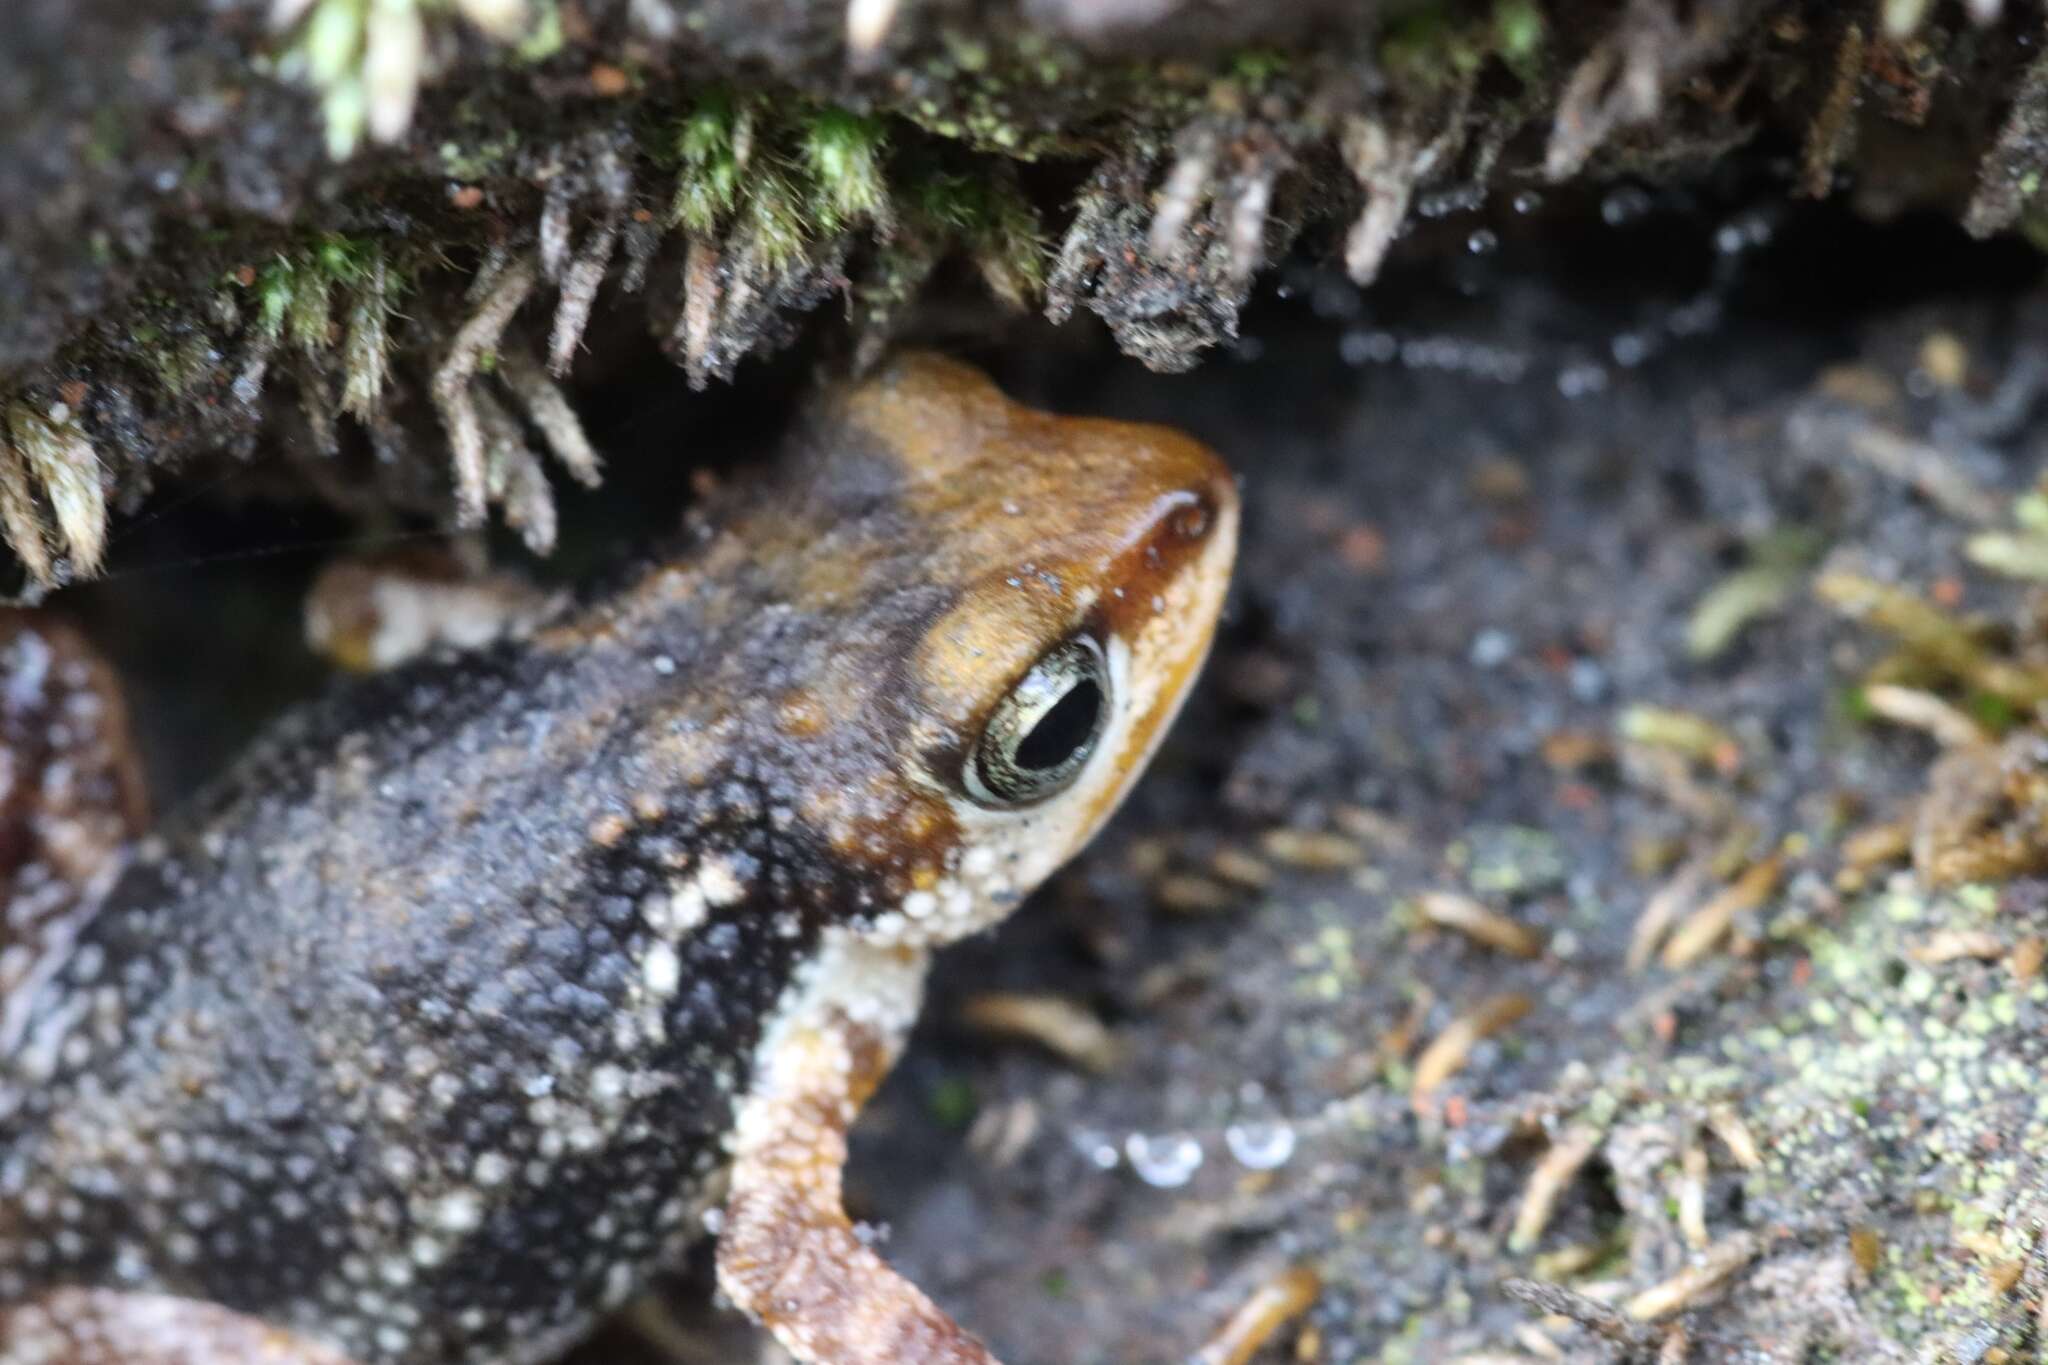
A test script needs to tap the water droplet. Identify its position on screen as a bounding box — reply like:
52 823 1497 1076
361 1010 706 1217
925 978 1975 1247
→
1469 628 1515 669
1379 334 1528 384
1557 361 1610 398
1124 1131 1204 1188
1071 1129 1120 1171
1415 184 1485 219
1569 658 1608 703
1466 228 1499 255
1600 186 1652 227
1339 329 1399 367
1224 1119 1298 1171
1610 332 1652 368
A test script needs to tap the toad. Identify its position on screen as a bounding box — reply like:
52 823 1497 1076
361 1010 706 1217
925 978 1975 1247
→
0 354 1238 1365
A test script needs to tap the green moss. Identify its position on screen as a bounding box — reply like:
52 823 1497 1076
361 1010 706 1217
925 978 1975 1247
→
217 232 405 418
1380 9 1487 93
301 0 365 89
84 107 129 171
1967 690 2020 732
801 109 889 231
927 1075 979 1129
1491 0 1546 71
251 234 386 346
512 0 563 62
286 268 335 349
902 167 1045 305
1230 49 1290 89
671 95 745 234
149 332 217 397
437 127 521 181
739 168 809 274
1463 825 1567 898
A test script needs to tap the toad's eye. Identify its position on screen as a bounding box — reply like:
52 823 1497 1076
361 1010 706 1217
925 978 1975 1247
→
964 634 1110 808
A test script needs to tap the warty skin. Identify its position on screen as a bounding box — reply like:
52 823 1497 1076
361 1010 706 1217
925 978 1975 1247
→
0 353 1238 1365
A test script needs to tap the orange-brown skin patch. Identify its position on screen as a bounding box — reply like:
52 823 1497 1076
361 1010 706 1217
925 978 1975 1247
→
717 1005 995 1365
851 355 1230 729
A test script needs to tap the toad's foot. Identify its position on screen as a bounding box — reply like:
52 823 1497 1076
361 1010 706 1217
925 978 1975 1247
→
717 937 999 1365
0 611 144 1050
0 1289 360 1365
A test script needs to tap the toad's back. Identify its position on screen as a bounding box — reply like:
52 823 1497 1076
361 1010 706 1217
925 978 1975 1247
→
0 354 1238 1365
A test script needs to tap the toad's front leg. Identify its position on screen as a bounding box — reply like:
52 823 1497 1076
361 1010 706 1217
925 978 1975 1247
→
717 935 1000 1365
0 616 364 1365
0 1289 362 1365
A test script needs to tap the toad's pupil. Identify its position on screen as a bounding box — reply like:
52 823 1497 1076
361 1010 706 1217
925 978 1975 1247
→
1017 676 1103 771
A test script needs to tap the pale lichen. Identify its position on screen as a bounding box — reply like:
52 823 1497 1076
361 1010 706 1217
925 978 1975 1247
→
271 0 545 158
0 402 104 586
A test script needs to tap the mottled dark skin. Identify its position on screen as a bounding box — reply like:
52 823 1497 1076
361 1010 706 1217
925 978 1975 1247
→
0 354 1238 1365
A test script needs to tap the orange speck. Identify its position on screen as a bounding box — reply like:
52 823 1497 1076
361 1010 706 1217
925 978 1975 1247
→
1336 524 1386 573
1486 515 1535 549
1541 730 1609 771
1554 781 1598 810
57 380 88 407
1931 576 1964 609
1442 1095 1469 1127
450 185 485 210
1653 1011 1678 1044
777 691 829 738
1791 957 1813 987
589 63 631 96
233 264 257 287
